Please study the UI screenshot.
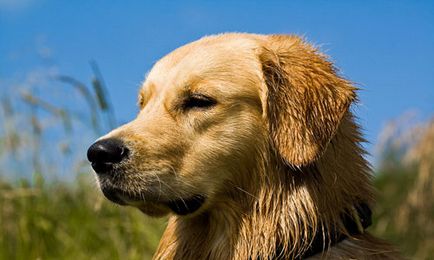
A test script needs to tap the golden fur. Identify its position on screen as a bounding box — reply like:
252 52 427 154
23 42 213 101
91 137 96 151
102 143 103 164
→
96 33 400 259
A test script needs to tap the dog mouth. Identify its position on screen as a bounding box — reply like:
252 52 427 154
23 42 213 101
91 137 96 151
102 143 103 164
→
165 195 206 215
100 186 206 216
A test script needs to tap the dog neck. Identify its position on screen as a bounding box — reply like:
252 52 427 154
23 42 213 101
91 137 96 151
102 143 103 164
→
154 115 375 259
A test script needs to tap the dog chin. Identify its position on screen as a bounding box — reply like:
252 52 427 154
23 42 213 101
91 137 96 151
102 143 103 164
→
99 185 206 216
137 203 171 217
135 195 207 216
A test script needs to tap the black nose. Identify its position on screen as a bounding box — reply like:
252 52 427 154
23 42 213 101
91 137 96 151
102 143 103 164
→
87 138 129 173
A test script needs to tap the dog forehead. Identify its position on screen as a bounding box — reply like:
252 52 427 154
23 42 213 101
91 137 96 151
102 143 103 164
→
155 33 262 70
143 34 263 95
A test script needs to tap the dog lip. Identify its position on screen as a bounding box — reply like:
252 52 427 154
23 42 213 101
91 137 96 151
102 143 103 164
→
91 162 114 174
100 187 127 205
99 185 206 215
165 194 206 215
100 186 159 206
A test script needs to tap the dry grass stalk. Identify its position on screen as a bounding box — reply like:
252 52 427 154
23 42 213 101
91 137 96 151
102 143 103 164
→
403 119 434 258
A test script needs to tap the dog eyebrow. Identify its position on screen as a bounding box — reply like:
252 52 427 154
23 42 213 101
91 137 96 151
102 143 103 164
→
182 75 206 93
138 83 156 108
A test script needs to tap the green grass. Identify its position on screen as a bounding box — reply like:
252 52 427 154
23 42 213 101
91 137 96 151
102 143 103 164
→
371 170 418 256
1 170 432 259
371 169 434 259
0 174 165 260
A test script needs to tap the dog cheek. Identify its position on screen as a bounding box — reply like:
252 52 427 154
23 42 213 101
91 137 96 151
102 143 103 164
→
181 119 263 186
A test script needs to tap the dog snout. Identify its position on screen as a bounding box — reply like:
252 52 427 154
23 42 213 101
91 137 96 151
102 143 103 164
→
87 138 129 174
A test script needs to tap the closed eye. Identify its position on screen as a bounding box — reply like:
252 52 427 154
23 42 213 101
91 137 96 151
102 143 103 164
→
183 94 217 110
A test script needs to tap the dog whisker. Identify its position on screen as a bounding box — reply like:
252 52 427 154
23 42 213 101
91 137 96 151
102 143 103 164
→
235 186 259 201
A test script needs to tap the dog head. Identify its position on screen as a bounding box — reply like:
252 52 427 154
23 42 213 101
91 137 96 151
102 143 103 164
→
87 33 355 217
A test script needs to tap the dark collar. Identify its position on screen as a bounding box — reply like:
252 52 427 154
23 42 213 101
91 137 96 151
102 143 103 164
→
274 202 372 259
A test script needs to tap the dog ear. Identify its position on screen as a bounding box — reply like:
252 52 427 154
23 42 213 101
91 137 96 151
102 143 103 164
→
259 35 356 166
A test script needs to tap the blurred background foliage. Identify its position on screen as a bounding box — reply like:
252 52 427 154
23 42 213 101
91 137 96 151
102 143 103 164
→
0 66 433 259
0 66 166 259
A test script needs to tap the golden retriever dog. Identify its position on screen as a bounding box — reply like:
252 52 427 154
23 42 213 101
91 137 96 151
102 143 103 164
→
87 33 400 259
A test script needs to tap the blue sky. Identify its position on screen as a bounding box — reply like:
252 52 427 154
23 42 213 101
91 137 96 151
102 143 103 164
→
1 0 434 165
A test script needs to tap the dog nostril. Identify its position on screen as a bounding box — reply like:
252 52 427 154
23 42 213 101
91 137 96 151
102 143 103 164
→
87 138 129 173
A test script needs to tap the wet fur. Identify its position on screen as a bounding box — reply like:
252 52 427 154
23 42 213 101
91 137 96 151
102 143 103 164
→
97 33 400 259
